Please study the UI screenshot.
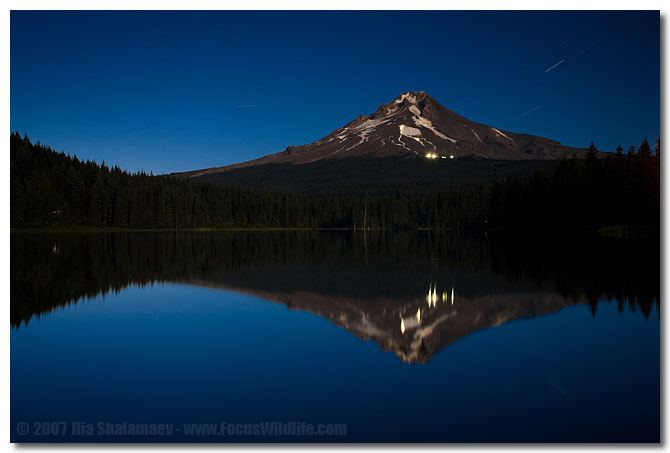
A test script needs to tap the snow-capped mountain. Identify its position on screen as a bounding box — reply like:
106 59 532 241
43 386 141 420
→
183 91 585 178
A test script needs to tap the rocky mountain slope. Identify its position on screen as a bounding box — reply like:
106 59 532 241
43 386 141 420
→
178 91 587 180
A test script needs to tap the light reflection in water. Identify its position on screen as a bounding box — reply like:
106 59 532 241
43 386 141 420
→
426 284 438 307
402 282 458 334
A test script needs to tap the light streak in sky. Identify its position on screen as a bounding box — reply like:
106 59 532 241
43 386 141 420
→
521 105 542 117
544 59 566 73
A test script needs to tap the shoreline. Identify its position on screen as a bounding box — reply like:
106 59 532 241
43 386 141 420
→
9 224 659 239
10 226 395 234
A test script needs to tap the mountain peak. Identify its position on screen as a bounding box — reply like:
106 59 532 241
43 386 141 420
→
370 91 434 119
393 91 429 104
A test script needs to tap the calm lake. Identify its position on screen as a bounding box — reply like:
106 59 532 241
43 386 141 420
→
10 231 660 442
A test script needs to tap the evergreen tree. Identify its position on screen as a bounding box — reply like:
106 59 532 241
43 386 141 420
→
638 138 652 159
585 141 599 179
615 145 623 159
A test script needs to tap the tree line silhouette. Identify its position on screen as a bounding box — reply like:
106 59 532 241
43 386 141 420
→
10 132 659 230
489 140 660 230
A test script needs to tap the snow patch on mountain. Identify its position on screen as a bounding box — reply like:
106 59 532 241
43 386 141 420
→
404 107 457 144
394 92 421 105
396 137 415 153
408 105 422 116
414 116 457 144
396 128 416 154
336 127 349 141
335 113 403 152
399 124 425 147
470 128 483 143
491 127 514 142
424 138 437 150
399 124 421 137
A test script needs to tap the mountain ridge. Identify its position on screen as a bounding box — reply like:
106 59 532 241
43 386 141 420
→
176 91 588 179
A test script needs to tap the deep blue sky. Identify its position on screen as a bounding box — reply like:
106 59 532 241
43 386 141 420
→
11 11 660 174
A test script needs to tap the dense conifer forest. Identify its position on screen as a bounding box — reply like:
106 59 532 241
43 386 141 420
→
10 132 660 230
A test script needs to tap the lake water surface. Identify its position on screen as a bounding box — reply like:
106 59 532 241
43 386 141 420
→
10 231 660 442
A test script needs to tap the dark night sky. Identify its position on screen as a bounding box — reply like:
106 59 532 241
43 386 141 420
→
11 10 660 174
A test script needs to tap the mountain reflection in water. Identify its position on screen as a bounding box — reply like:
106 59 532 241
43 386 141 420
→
11 230 659 364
